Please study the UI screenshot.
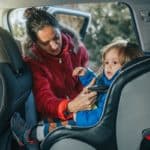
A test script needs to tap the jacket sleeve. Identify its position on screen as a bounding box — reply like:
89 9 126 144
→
28 63 73 120
79 68 97 87
75 94 106 126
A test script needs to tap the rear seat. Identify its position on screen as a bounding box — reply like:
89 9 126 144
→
0 27 39 150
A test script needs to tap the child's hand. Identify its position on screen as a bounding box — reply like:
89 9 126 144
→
72 67 87 76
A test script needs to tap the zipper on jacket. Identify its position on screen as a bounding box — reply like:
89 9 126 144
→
66 95 70 100
59 58 62 64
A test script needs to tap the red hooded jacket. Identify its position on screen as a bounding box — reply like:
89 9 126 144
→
25 33 89 120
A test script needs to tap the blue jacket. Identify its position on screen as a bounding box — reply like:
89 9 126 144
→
75 68 120 126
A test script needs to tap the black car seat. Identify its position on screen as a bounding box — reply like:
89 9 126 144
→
40 56 150 150
0 27 39 150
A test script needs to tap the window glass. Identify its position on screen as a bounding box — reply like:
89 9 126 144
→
9 8 26 40
55 14 84 33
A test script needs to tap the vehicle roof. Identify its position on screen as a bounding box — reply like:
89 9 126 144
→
0 0 149 9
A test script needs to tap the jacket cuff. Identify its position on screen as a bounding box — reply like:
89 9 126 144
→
58 99 73 120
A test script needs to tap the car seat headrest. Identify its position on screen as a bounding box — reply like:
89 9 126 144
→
0 27 23 74
121 56 149 70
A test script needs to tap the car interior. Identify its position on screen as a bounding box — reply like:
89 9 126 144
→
0 0 150 150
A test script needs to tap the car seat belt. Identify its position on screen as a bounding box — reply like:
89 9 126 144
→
88 85 109 93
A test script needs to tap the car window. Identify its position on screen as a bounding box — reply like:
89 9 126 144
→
8 2 138 70
54 14 85 36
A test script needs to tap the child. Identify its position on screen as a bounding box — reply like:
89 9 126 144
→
72 40 144 126
11 40 143 146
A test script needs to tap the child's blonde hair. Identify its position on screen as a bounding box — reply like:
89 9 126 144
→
101 40 144 66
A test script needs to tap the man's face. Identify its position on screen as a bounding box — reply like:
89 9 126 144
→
36 25 62 56
104 48 122 79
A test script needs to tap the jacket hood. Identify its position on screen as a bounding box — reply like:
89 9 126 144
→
60 26 80 53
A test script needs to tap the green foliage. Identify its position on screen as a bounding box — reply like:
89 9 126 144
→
83 3 138 67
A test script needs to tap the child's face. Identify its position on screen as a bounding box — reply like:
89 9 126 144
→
103 48 122 79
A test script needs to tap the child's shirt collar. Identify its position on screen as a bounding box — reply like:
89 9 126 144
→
98 69 120 87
